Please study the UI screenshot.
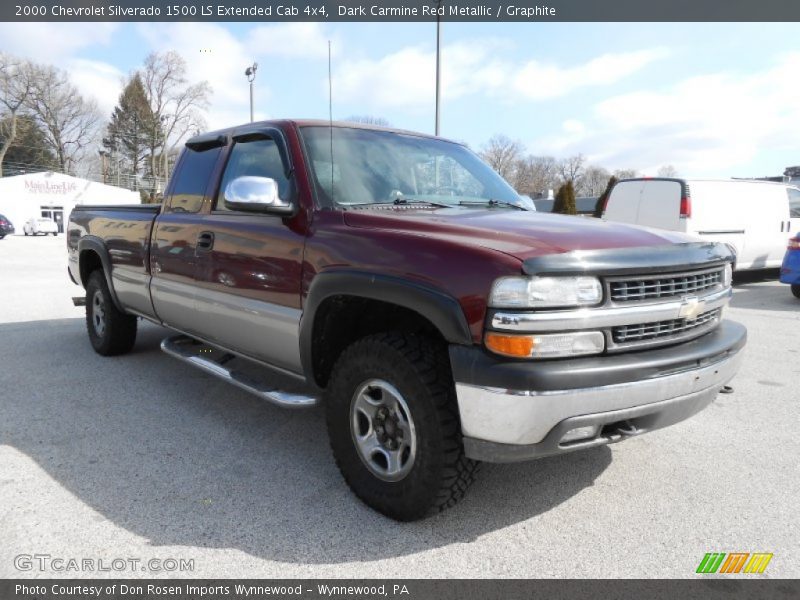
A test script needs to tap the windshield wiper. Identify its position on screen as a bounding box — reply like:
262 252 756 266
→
344 198 453 209
458 198 528 210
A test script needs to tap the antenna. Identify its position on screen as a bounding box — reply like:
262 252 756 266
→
328 40 334 204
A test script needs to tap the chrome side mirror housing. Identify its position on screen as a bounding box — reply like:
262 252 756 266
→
223 176 294 215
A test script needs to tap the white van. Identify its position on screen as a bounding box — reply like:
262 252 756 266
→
602 178 800 270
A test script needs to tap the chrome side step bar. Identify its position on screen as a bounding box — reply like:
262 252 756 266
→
160 335 319 409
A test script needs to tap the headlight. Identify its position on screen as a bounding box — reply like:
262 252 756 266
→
490 276 603 308
485 331 605 359
722 263 733 287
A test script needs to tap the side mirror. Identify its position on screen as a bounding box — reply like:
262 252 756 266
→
223 176 294 215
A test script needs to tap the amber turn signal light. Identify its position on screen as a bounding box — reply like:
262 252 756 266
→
484 332 535 358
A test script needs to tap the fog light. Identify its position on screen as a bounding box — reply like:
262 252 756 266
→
561 425 599 444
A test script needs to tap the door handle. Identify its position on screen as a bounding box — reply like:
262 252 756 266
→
196 231 215 252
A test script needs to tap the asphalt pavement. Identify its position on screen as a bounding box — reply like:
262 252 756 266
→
1 234 798 578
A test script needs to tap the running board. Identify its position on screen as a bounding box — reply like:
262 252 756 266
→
72 296 86 306
160 335 318 409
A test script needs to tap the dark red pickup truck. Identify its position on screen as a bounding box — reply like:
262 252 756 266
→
67 120 746 520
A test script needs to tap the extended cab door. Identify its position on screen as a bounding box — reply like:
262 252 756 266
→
150 140 225 335
192 128 306 375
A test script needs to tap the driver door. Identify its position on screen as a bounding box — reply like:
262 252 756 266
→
193 130 306 375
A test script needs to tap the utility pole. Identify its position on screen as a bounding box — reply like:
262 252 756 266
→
245 62 258 123
435 0 442 136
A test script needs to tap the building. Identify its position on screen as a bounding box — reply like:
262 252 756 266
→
0 171 139 234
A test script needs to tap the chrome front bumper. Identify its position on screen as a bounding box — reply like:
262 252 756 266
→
455 333 744 463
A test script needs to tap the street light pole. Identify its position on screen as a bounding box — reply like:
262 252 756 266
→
245 62 258 123
435 1 442 136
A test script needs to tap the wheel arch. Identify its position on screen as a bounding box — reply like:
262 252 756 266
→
300 270 473 389
78 236 124 311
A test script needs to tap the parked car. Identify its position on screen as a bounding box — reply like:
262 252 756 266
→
67 120 745 520
23 217 59 236
601 178 800 270
0 214 14 238
780 234 800 298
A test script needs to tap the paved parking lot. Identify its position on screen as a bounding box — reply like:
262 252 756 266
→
1 234 798 578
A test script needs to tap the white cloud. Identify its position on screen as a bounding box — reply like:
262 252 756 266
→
513 48 669 100
136 22 262 130
66 59 125 118
246 23 336 59
0 23 118 64
334 39 512 112
532 52 800 177
334 43 668 112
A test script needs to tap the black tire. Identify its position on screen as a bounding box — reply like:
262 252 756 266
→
325 332 479 521
792 284 800 299
24 231 28 236
85 270 137 356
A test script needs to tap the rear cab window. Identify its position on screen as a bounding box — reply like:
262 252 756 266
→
166 146 223 213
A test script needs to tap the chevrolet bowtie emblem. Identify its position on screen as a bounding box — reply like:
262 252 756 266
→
679 296 705 319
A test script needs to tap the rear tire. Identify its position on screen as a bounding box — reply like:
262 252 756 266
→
85 270 137 356
325 332 478 521
792 284 800 299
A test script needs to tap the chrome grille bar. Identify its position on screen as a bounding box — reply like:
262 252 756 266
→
609 268 723 302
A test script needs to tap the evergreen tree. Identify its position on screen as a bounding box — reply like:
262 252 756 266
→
0 114 57 174
103 74 161 189
553 180 577 215
593 175 618 218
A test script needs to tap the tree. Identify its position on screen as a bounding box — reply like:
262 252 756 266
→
553 180 577 215
580 165 611 196
104 74 159 188
512 155 558 198
26 63 100 174
345 115 391 126
0 53 33 177
593 175 618 218
557 154 585 187
480 134 523 181
141 51 211 185
613 168 638 179
657 164 678 178
0 114 57 174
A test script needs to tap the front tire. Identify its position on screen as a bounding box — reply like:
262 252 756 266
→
325 332 478 521
85 270 137 356
792 284 800 299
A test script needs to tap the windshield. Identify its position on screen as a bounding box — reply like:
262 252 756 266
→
300 126 525 209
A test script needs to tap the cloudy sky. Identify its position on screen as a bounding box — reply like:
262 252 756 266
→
1 21 798 178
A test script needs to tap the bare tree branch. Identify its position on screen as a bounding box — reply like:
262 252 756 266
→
0 54 34 177
26 63 101 174
480 134 524 182
141 51 211 181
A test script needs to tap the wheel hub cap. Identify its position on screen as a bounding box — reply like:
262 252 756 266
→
350 379 417 482
92 290 106 336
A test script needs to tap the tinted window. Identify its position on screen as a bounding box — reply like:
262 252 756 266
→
168 146 222 213
216 138 289 211
788 187 800 218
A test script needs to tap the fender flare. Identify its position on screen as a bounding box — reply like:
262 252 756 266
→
299 270 473 381
77 236 124 312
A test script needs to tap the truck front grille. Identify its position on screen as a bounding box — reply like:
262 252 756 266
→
611 308 721 345
609 269 723 302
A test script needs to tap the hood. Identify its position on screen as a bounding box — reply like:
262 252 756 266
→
343 206 697 261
